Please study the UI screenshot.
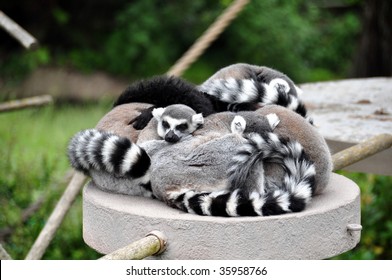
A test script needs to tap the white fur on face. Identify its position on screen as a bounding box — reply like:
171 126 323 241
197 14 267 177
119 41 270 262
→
152 107 165 120
157 116 192 140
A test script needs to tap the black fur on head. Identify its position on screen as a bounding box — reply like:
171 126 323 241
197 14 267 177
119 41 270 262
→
113 76 216 130
114 75 215 115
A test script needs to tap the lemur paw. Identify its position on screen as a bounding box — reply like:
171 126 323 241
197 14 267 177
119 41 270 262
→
129 107 155 130
231 116 247 134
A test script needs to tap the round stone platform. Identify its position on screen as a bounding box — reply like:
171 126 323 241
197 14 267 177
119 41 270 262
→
83 173 361 259
300 78 392 175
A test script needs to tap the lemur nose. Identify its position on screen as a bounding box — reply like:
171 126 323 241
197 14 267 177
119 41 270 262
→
165 130 180 143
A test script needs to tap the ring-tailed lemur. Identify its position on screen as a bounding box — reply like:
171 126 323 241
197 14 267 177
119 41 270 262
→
114 63 311 130
114 76 215 130
166 114 317 217
68 105 316 217
68 104 204 197
153 104 203 143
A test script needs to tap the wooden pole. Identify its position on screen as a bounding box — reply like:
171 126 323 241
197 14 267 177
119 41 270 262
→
0 243 12 260
0 95 53 113
0 10 38 50
25 172 86 260
100 231 167 260
166 0 249 77
332 133 392 171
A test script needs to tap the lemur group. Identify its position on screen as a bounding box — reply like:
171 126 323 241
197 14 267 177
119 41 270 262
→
68 63 332 217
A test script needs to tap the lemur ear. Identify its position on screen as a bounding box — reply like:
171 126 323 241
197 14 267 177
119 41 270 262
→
152 107 165 120
192 113 204 126
231 115 246 134
266 113 280 130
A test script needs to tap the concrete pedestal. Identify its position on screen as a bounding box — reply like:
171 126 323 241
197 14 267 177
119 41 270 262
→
83 173 361 259
301 78 392 175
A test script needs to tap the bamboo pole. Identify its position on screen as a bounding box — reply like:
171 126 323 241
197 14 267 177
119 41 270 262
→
0 243 12 260
0 95 53 113
25 172 86 260
166 0 249 77
0 10 38 49
100 231 167 260
332 134 392 171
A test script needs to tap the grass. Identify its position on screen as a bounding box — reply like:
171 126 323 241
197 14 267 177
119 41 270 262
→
334 171 392 259
0 102 391 259
0 102 111 259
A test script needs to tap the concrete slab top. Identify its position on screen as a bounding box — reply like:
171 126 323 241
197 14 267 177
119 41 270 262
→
300 77 392 144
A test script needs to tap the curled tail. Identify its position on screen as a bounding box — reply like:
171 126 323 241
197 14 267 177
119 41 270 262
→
167 128 316 217
239 132 316 214
199 77 313 124
67 129 151 179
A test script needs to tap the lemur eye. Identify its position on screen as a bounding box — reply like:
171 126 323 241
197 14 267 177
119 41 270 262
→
162 120 170 129
176 123 188 131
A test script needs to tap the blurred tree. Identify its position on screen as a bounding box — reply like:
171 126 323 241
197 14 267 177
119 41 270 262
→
352 0 392 77
0 0 362 82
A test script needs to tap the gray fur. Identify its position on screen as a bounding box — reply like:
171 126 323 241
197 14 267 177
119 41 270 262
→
256 105 332 194
68 104 331 217
163 113 317 216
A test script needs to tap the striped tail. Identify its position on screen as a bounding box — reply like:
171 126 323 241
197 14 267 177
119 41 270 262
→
166 132 316 217
198 77 312 124
67 129 151 179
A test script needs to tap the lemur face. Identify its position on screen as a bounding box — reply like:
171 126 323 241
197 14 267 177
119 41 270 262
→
152 105 204 143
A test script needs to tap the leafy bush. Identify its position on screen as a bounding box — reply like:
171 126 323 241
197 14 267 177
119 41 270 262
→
336 172 392 259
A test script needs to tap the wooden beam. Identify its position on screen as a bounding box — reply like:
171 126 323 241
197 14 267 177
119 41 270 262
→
332 133 392 171
0 95 53 113
0 243 12 260
25 172 86 260
100 231 167 260
0 10 38 49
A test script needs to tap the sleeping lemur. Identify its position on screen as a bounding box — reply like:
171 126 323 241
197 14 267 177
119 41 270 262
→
113 63 312 130
152 104 204 143
68 105 319 217
68 104 204 198
165 113 316 216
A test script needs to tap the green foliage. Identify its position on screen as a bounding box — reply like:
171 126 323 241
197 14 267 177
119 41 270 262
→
52 7 70 26
217 0 361 82
1 47 51 81
335 172 392 260
61 0 360 82
75 1 222 78
0 103 110 259
0 0 362 82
